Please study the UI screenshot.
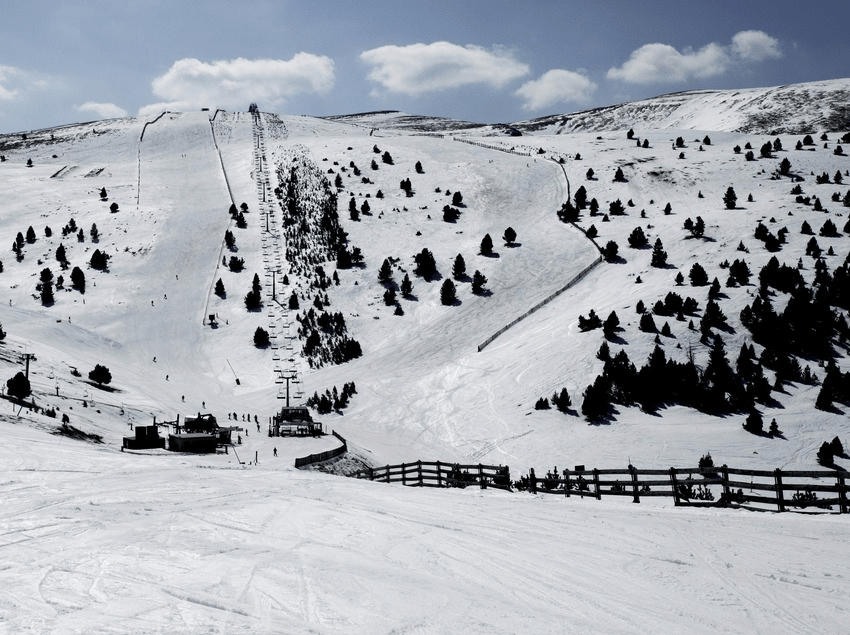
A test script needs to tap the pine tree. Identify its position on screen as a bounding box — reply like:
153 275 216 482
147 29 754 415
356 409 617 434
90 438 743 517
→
452 254 466 280
817 442 834 466
650 238 667 267
70 266 85 293
440 279 457 305
88 364 112 386
723 186 737 210
413 248 437 280
603 311 620 339
503 227 517 245
378 258 394 284
254 327 270 347
383 287 397 306
552 388 572 413
471 270 487 295
400 273 413 298
480 233 493 256
214 278 225 297
56 244 68 269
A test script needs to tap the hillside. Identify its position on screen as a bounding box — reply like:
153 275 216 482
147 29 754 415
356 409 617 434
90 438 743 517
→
1 80 850 632
514 78 850 135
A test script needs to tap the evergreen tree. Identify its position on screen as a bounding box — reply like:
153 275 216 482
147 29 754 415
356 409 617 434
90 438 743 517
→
400 273 413 298
817 442 834 466
723 186 737 210
650 238 668 267
70 266 85 293
689 262 709 286
452 254 467 279
452 191 463 206
88 364 112 386
603 311 620 339
480 233 494 256
6 372 31 399
288 292 299 310
25 226 36 243
378 258 394 284
90 223 99 242
602 241 619 262
627 226 648 248
415 161 424 174
552 388 572 413
440 279 457 305
503 227 517 245
254 327 270 347
214 278 225 297
383 287 396 306
55 244 68 269
413 248 437 280
471 270 488 295
40 279 54 305
830 436 844 456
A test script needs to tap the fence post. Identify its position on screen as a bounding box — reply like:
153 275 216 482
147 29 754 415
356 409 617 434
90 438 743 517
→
721 465 731 506
774 469 785 513
563 469 571 497
670 468 680 506
384 465 390 483
529 467 537 494
368 466 374 480
630 466 640 504
835 472 848 514
593 469 601 500
436 460 442 487
479 464 486 489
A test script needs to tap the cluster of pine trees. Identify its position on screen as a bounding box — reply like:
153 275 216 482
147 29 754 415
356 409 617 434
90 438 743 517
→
306 382 357 414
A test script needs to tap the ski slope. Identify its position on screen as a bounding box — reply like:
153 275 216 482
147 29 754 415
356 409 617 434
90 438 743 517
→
2 81 850 631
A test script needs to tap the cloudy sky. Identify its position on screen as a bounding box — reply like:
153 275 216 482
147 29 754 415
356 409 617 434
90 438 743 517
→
0 0 846 132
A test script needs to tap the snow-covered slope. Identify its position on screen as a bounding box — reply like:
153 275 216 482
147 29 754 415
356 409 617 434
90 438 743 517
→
1 80 850 632
513 78 850 135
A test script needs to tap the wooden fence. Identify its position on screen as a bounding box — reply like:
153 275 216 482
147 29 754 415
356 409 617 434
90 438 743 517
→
355 461 511 491
294 430 347 468
519 466 850 514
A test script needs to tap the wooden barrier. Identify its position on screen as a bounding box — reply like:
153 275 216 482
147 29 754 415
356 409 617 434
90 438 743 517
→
294 430 347 468
518 465 850 513
354 461 511 492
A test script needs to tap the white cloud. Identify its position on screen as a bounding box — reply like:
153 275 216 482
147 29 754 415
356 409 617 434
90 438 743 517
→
360 41 529 96
607 42 728 84
515 69 597 111
0 64 24 101
731 30 782 62
77 102 128 119
608 30 781 84
140 55 335 115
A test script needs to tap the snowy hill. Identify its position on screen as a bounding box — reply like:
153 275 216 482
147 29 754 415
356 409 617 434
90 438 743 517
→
1 80 850 632
513 78 850 135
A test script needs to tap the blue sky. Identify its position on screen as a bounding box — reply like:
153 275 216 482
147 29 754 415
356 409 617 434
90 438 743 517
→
0 0 847 132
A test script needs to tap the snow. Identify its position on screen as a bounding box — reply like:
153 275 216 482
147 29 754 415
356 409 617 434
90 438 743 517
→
1 80 850 632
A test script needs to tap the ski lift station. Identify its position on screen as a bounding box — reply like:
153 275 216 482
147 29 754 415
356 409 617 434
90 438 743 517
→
269 405 323 437
122 413 242 454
